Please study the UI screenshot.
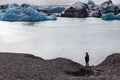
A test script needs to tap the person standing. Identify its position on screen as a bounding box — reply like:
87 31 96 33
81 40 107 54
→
85 52 89 67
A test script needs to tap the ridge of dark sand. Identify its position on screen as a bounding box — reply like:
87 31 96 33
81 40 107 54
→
0 52 119 80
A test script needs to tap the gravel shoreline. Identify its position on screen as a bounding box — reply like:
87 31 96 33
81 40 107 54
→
0 52 119 80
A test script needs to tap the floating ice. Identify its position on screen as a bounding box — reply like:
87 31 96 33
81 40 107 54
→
47 15 57 20
0 4 57 21
102 13 120 20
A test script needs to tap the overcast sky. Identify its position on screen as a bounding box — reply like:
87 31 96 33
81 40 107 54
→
0 0 120 5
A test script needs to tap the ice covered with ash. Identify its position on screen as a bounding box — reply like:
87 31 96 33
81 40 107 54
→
61 0 120 20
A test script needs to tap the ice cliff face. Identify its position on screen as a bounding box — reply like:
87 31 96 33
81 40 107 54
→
0 4 57 21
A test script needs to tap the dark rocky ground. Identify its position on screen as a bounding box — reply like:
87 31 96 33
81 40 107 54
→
0 52 119 80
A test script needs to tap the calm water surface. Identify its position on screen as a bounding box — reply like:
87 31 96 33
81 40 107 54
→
0 17 120 65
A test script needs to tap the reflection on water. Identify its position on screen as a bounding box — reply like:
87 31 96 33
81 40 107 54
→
0 17 120 65
23 22 40 26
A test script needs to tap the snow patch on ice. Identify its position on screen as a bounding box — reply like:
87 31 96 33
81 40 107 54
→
72 1 84 10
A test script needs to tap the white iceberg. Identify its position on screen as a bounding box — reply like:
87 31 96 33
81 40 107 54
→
72 1 86 10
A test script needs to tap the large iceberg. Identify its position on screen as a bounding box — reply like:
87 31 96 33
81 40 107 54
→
0 4 57 21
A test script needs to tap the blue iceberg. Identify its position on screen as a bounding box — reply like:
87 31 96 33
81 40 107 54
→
0 4 57 21
102 13 120 20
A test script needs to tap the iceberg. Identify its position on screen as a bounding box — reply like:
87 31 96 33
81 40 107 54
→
89 11 101 17
72 1 86 10
88 0 96 11
88 0 95 6
102 13 120 20
47 15 57 20
102 13 115 20
100 0 115 14
61 1 88 17
0 4 57 21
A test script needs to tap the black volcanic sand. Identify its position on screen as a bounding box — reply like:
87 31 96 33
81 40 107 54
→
0 52 120 80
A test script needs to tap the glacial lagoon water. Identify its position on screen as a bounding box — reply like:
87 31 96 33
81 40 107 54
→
0 17 120 65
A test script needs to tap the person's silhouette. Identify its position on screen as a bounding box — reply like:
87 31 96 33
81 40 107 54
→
85 52 89 67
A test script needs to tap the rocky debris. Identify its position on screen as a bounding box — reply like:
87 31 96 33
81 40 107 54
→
0 52 119 80
96 53 120 76
0 52 84 80
65 68 94 76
